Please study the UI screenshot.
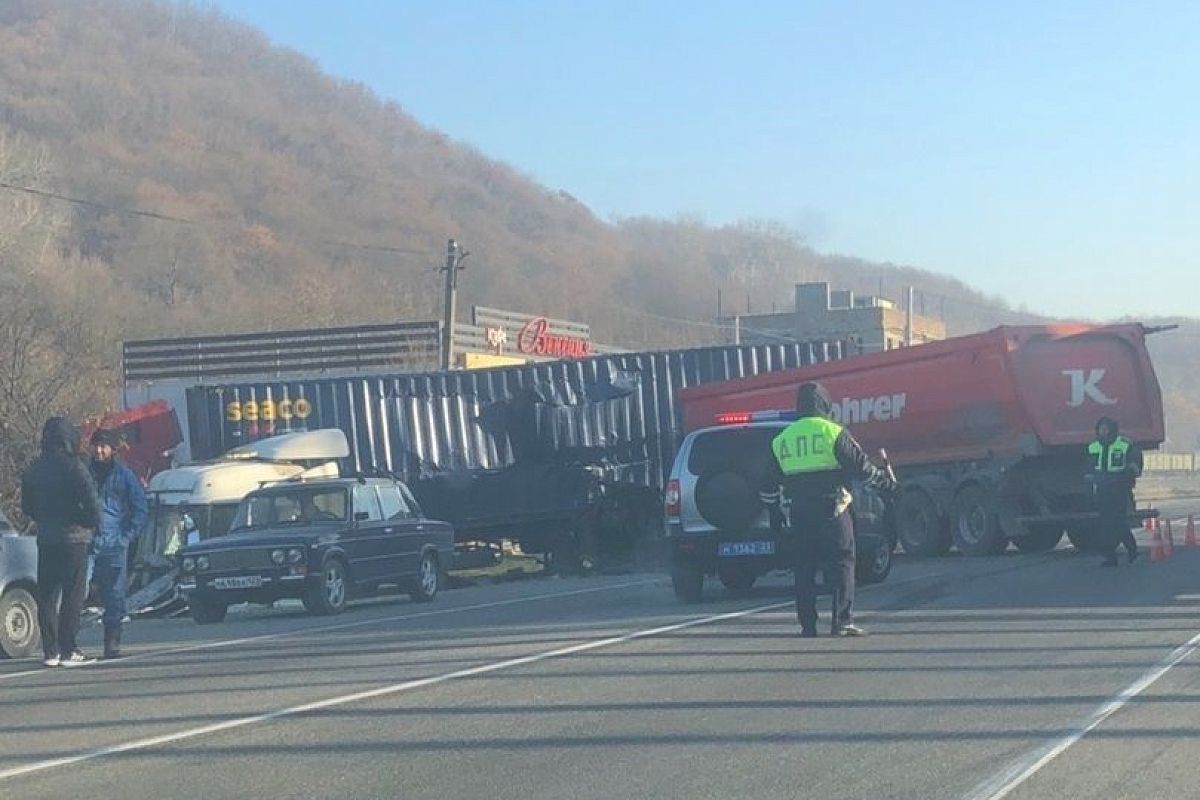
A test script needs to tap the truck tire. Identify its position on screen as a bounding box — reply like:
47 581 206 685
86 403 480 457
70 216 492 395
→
1014 525 1063 553
671 560 704 603
856 536 893 585
951 485 1008 556
896 489 950 556
0 587 40 659
717 563 756 593
189 594 228 624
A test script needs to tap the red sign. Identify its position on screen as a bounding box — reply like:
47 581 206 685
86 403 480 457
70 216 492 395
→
517 317 593 359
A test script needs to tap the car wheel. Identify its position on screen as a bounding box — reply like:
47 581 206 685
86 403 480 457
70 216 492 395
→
896 489 950 556
951 485 1008 556
671 560 704 603
1014 525 1064 553
857 536 893 585
409 552 440 603
305 558 348 615
189 594 228 625
717 564 756 593
0 588 40 659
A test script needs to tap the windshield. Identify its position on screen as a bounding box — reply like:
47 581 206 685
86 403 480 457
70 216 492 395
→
138 502 241 562
231 487 349 531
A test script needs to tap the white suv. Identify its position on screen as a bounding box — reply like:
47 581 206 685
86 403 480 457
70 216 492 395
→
664 412 896 602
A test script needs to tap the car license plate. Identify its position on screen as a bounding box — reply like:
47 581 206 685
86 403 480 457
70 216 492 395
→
718 541 775 557
211 575 263 590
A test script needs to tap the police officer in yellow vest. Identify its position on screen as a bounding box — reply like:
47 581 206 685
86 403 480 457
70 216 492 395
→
1089 416 1143 567
760 382 896 637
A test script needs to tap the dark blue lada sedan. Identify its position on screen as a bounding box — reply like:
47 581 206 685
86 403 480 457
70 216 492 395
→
177 477 454 623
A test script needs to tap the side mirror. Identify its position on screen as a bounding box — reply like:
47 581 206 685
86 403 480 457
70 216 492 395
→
354 511 370 522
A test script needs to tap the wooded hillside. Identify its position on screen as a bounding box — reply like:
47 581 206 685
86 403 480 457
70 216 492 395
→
0 0 1194 514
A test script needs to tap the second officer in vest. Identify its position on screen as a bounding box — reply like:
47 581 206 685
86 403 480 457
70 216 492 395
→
1088 416 1142 567
760 382 896 637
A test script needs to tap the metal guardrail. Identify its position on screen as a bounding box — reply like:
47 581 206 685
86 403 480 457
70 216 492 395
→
1143 452 1196 473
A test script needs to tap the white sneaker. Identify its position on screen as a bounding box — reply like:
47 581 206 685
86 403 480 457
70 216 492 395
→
42 655 60 667
60 651 96 667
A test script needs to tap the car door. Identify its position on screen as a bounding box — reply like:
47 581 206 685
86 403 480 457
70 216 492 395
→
348 483 388 585
376 483 421 578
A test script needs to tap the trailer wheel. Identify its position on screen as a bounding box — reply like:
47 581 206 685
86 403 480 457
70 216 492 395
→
1014 525 1064 553
671 560 704 603
0 587 40 659
896 489 950 556
951 485 1008 556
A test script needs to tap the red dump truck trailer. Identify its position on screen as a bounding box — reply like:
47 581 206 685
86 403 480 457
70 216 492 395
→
678 324 1165 555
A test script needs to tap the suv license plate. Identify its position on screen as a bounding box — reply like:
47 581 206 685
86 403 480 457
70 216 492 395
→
212 576 263 590
718 541 775 557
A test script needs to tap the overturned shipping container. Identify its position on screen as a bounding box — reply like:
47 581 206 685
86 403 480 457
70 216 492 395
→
184 340 850 563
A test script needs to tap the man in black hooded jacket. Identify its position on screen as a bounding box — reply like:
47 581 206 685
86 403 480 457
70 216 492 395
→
760 382 896 637
21 417 102 666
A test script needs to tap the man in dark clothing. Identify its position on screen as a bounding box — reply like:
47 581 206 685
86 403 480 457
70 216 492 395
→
1089 416 1143 567
89 428 148 659
760 382 897 637
21 417 102 666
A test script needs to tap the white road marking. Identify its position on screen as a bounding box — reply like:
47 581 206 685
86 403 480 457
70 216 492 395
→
963 629 1200 800
0 579 659 683
0 599 796 781
0 569 946 781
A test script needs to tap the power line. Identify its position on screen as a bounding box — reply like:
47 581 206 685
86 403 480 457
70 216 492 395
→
0 180 196 224
0 180 430 258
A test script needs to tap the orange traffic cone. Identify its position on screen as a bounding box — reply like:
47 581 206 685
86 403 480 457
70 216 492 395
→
1164 519 1176 558
1150 526 1165 561
1186 515 1197 548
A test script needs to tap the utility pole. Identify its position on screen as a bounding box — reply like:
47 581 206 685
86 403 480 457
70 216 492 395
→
905 285 915 347
440 239 468 370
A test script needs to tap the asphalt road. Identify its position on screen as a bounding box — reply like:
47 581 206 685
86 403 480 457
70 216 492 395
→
2 501 1199 800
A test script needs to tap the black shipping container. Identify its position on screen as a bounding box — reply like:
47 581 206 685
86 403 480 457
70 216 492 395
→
186 340 850 553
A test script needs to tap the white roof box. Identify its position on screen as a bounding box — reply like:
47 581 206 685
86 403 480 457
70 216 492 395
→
226 429 350 462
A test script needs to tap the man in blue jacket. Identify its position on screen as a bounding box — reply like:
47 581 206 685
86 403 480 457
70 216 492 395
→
89 428 148 659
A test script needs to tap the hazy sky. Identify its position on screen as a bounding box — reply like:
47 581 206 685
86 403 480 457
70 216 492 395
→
216 1 1199 320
